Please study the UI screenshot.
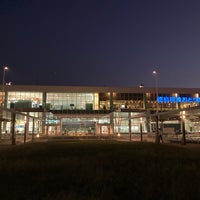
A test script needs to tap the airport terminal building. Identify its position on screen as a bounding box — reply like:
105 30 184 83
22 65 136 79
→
1 85 200 137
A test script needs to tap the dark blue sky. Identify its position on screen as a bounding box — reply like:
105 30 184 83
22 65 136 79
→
1 0 200 88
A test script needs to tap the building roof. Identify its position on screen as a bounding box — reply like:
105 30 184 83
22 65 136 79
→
4 85 200 94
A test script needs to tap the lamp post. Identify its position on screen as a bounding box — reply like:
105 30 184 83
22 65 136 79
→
180 110 186 145
0 66 9 139
139 83 144 89
2 66 8 107
140 117 143 142
129 112 131 141
152 70 160 144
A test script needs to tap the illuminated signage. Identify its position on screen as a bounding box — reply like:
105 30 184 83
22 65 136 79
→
46 119 60 124
157 96 200 103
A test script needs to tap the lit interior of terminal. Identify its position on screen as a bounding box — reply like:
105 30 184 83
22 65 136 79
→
1 85 200 140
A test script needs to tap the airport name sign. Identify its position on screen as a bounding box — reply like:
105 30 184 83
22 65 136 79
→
157 96 200 103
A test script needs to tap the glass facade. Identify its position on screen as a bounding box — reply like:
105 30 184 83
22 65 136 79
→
46 93 99 110
7 91 43 108
0 86 199 137
113 112 147 134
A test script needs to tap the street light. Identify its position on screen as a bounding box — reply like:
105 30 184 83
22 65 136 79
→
139 83 144 88
152 70 160 144
139 83 146 109
2 66 9 107
129 112 132 141
140 117 143 142
180 110 186 145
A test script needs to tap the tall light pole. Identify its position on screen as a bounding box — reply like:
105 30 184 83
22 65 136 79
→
152 70 160 144
139 83 145 109
180 111 186 145
140 117 143 142
2 66 8 107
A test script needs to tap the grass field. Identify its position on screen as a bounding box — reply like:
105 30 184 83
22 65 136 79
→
0 141 200 200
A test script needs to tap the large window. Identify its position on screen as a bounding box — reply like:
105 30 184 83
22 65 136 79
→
113 93 144 110
46 93 99 110
7 92 43 108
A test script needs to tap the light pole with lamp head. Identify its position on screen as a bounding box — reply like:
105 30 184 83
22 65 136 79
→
140 117 143 142
2 66 9 107
180 110 186 145
0 65 8 139
152 70 160 144
139 83 145 109
139 83 144 89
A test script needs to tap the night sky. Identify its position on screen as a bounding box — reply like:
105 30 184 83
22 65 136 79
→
1 0 200 88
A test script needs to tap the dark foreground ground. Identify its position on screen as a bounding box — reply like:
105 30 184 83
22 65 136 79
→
0 141 200 200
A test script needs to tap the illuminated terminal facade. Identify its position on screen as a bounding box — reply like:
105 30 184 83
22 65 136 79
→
1 85 200 137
